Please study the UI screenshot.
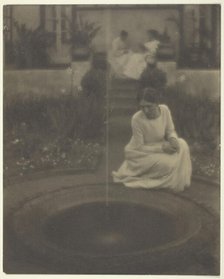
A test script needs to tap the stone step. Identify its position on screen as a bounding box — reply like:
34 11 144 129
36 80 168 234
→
108 128 132 141
110 79 140 90
110 77 139 84
109 106 138 117
106 92 138 104
108 114 132 126
108 115 132 139
106 78 140 116
104 100 138 114
108 88 138 97
108 96 137 107
107 100 138 110
109 87 139 94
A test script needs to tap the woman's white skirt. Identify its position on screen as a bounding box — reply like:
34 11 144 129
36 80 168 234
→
108 51 147 80
112 138 192 192
123 53 147 80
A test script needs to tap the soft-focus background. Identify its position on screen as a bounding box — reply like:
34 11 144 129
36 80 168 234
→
3 4 220 182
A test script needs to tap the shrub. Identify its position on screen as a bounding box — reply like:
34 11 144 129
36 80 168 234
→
4 91 105 177
162 83 220 149
13 22 54 69
79 55 107 139
4 92 105 142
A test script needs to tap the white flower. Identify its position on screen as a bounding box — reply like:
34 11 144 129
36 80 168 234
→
177 75 186 83
61 153 66 159
67 67 73 75
60 88 66 94
12 139 20 144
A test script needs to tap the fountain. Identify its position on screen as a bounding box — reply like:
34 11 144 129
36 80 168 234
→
8 183 218 274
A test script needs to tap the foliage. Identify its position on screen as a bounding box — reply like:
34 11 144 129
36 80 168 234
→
161 82 220 179
4 40 14 65
4 134 102 178
81 67 107 97
66 15 101 49
191 145 220 179
166 15 179 26
4 91 105 141
4 91 105 178
13 21 54 68
139 66 167 91
162 83 220 150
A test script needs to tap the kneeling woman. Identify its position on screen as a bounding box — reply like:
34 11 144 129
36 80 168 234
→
112 88 192 192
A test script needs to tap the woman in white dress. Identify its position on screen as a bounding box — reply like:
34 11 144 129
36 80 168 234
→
123 29 160 80
109 30 132 77
113 87 192 192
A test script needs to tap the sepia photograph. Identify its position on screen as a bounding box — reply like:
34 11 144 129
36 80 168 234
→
2 2 221 276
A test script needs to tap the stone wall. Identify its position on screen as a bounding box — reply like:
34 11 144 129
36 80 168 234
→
4 62 220 100
3 62 92 101
176 70 220 99
4 69 72 100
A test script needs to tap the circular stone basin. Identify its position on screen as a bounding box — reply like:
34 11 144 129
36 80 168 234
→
44 202 178 256
11 183 212 272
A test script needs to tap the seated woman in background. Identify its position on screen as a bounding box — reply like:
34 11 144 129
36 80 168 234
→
109 30 132 77
123 29 161 80
112 87 192 191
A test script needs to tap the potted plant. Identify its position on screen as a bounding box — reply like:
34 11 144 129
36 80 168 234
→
13 21 54 69
67 16 101 61
157 27 175 60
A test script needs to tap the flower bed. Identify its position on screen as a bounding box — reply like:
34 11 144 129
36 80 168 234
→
190 143 220 181
4 137 102 178
163 83 220 181
4 93 105 183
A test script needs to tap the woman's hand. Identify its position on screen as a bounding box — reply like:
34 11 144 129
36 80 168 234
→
162 141 177 154
168 137 180 153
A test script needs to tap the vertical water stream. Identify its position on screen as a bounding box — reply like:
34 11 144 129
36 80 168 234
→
105 7 111 207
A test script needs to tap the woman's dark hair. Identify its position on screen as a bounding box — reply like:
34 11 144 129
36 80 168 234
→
147 29 159 39
120 30 128 37
141 87 159 103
